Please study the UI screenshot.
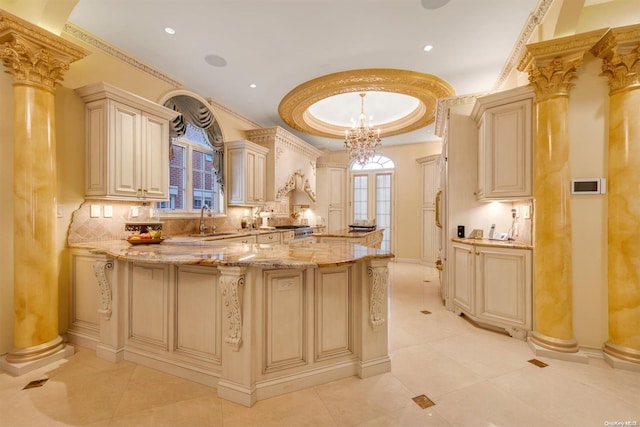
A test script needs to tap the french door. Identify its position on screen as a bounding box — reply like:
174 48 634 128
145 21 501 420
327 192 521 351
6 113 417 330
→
350 170 394 252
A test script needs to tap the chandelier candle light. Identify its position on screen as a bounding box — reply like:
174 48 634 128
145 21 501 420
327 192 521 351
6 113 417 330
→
344 93 382 165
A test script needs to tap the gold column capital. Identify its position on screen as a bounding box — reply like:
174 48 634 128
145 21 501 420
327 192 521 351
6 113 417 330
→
518 28 608 101
0 9 86 90
591 24 640 94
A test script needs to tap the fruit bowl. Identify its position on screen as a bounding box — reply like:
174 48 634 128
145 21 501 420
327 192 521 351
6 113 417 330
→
127 236 165 245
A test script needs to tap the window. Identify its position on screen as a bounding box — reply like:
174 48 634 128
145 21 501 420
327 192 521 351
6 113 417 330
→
157 123 223 213
351 154 395 252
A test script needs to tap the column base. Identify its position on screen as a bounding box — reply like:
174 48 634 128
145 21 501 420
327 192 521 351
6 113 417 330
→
0 344 74 376
528 337 589 364
529 330 580 352
603 341 640 371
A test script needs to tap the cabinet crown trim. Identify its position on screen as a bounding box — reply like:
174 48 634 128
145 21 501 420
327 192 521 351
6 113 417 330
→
76 81 179 120
471 86 534 122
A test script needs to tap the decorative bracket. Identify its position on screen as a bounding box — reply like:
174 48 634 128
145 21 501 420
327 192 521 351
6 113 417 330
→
276 170 316 202
367 263 389 330
220 267 246 351
93 260 114 320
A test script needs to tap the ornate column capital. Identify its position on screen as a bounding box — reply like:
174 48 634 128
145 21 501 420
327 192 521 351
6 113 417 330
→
591 24 640 94
0 10 86 91
517 28 607 101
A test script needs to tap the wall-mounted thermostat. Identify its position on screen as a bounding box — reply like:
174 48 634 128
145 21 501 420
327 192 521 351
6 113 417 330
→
571 178 606 194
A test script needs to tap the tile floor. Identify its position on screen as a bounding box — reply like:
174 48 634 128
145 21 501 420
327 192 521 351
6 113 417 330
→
1 262 639 426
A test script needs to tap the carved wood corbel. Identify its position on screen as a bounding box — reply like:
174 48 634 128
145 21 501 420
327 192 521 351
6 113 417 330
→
93 260 114 320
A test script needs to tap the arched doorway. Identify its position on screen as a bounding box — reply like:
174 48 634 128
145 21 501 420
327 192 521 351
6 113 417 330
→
350 154 395 252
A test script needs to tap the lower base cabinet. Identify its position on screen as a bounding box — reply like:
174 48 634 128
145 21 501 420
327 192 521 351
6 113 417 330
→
452 242 532 339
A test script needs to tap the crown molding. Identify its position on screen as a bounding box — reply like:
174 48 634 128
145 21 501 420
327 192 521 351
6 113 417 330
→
434 94 482 137
63 22 182 88
246 126 323 159
494 0 554 90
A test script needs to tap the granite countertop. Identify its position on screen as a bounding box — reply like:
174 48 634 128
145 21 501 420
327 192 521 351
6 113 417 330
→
79 239 393 268
451 237 533 250
312 228 382 238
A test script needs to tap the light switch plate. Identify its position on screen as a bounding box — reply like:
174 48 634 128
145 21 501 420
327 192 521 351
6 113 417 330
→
103 205 113 218
90 204 101 218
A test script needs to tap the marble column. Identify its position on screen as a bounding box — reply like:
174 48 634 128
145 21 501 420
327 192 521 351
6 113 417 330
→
592 25 640 367
517 30 606 356
0 11 85 370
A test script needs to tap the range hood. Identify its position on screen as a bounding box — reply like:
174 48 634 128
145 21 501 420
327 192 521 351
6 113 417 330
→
246 126 322 203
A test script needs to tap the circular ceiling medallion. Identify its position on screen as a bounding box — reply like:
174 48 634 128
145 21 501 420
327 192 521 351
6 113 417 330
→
278 68 455 139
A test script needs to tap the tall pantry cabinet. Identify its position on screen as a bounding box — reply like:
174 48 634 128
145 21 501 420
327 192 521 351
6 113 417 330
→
418 155 439 267
316 163 347 231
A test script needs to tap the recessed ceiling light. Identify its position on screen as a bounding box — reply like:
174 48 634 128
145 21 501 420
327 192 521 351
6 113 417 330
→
249 83 257 89
420 0 450 10
204 54 227 67
423 44 434 52
164 27 176 35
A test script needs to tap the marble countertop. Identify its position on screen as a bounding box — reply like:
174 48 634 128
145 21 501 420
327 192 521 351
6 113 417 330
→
78 239 393 268
451 237 533 250
312 228 382 238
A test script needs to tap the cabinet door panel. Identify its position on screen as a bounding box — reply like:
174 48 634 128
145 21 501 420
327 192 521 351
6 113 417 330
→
316 267 352 359
422 208 436 263
452 243 474 314
476 248 531 328
264 270 307 371
112 102 141 197
129 264 169 348
142 114 169 199
175 267 220 360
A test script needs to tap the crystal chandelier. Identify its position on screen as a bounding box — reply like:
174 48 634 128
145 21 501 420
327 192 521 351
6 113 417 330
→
344 93 381 165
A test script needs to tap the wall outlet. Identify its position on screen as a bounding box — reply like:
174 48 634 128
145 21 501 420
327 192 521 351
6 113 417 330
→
522 205 531 219
104 205 113 218
90 204 101 218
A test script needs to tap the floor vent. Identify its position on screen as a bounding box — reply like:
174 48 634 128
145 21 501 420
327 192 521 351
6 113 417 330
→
23 379 48 389
528 359 548 368
420 310 432 315
412 394 435 409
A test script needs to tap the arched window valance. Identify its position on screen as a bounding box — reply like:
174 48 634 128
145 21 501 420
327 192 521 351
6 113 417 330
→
164 95 225 189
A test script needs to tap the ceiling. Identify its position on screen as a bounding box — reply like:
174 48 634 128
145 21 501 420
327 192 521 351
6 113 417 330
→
67 0 540 150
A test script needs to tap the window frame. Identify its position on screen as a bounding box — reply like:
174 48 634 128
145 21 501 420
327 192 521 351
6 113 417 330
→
157 136 225 218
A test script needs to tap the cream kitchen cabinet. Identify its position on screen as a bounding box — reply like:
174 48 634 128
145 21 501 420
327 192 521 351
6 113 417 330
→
316 164 347 232
76 82 178 201
418 155 439 266
226 140 269 206
471 86 534 201
256 232 280 244
452 240 532 339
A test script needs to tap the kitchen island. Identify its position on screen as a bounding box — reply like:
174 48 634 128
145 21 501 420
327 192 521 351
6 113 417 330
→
74 239 393 407
313 227 384 249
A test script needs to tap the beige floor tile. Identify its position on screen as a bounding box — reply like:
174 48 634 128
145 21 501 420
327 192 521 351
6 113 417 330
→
220 388 336 427
109 395 223 427
1 262 638 427
434 380 561 427
489 363 640 425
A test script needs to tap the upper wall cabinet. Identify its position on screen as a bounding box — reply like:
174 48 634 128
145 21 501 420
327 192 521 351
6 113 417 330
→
471 86 534 201
226 139 269 206
76 82 179 201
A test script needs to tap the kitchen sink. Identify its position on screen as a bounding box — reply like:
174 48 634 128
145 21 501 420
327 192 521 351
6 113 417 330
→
188 232 239 237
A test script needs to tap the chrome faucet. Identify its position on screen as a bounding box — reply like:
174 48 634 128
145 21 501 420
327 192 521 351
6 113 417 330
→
199 204 211 234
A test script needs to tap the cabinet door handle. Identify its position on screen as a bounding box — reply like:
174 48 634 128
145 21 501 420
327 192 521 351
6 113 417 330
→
435 190 442 228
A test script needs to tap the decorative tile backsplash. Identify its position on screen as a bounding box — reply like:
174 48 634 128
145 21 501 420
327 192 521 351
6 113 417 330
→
66 199 293 245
